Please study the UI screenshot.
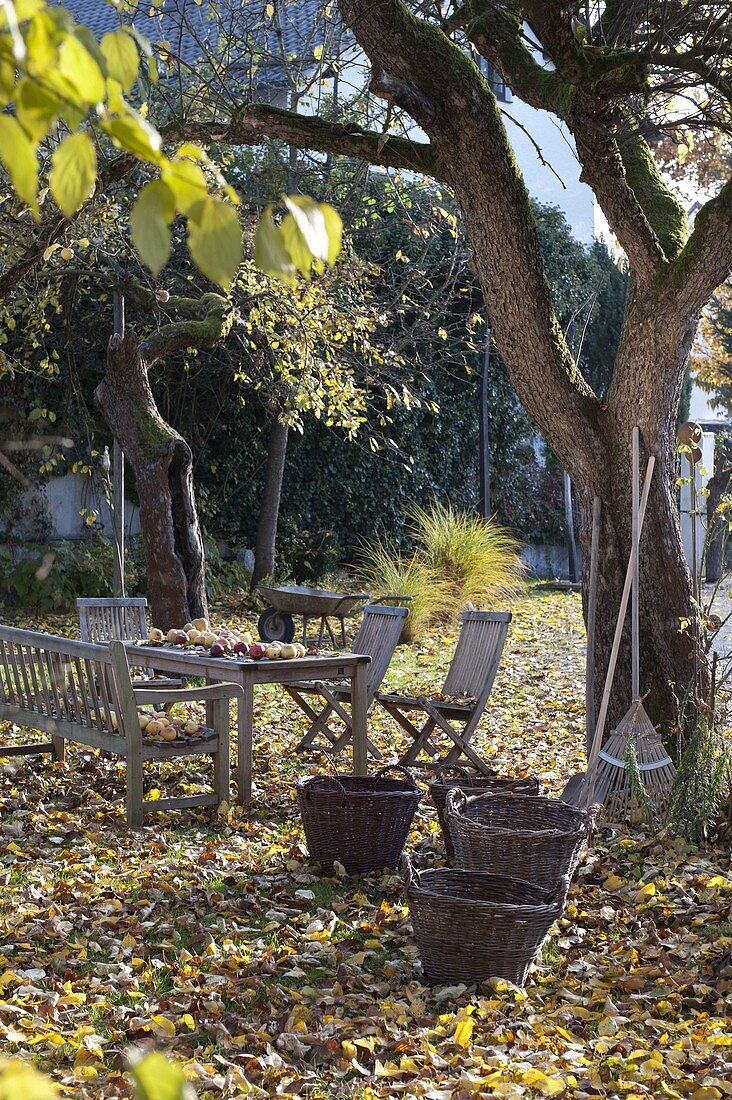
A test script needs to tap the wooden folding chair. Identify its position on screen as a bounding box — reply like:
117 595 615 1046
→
284 604 408 760
77 597 184 692
377 610 511 773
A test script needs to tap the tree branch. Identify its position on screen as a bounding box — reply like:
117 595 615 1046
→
456 5 669 279
164 104 442 179
667 178 732 316
336 0 605 476
570 107 670 277
139 293 236 365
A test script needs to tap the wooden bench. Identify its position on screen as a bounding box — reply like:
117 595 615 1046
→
0 625 239 828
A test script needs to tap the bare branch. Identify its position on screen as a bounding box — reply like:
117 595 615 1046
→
0 152 134 302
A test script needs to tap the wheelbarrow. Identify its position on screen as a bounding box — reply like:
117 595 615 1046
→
257 585 410 647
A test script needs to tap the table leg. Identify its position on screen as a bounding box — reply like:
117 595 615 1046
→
237 680 254 806
205 675 213 730
351 661 368 775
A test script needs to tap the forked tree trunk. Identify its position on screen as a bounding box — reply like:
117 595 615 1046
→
95 331 208 627
253 419 289 586
572 301 701 735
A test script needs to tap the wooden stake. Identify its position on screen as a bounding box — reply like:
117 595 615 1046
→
632 426 640 700
112 290 126 598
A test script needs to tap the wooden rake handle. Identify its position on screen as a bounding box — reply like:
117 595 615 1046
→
584 451 656 803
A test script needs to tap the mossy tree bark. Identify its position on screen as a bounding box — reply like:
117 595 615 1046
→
314 0 732 736
94 292 235 625
95 330 208 627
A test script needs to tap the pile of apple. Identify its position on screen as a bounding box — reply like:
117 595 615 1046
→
139 711 205 742
255 640 308 660
148 618 308 660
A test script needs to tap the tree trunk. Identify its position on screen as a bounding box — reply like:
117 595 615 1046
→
252 419 289 586
576 452 697 737
95 331 208 627
572 298 702 735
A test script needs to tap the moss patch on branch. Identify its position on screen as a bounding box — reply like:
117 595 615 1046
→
618 125 687 262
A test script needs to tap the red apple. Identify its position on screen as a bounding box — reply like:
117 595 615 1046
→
248 642 265 660
174 632 188 646
233 640 249 656
210 642 225 658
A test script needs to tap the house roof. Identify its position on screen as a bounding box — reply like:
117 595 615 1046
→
61 0 332 86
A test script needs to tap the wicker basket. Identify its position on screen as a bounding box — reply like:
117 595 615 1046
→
428 765 541 860
297 765 422 874
446 790 591 889
402 853 566 986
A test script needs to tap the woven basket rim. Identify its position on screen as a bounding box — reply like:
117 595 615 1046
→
405 882 562 913
404 867 560 903
449 819 585 841
449 792 587 826
298 775 422 798
428 775 537 792
463 791 587 813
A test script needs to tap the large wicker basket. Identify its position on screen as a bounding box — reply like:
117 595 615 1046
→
446 790 591 889
401 854 566 986
297 765 422 874
428 766 541 860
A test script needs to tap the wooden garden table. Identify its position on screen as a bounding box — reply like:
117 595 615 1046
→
123 644 371 805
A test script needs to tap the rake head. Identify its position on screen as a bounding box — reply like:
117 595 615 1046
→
590 699 676 824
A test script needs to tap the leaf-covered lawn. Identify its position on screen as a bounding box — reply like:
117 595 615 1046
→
1 588 730 1099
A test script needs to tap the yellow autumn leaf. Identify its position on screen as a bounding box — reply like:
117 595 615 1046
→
521 1068 566 1096
150 1014 177 1038
454 1017 474 1047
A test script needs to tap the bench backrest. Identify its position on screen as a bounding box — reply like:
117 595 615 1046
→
0 625 137 750
77 598 149 644
442 610 512 702
352 604 409 697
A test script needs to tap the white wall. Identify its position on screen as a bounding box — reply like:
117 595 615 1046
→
2 473 141 542
689 376 727 427
679 431 715 572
